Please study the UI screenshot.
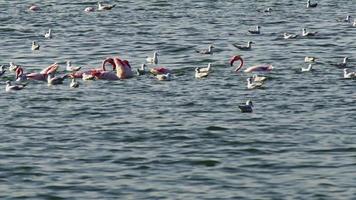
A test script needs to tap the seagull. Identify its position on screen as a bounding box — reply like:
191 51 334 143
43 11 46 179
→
66 61 81 72
305 56 317 63
84 7 95 12
9 62 19 72
248 25 261 34
44 29 52 38
146 51 159 64
156 73 172 81
70 78 79 88
47 73 67 85
238 100 254 113
136 64 147 75
247 77 263 89
0 65 6 77
98 2 115 11
31 41 40 50
252 74 267 83
196 45 214 54
353 20 356 27
302 28 318 37
283 33 298 39
332 57 348 68
232 41 253 50
306 0 318 8
343 69 356 79
5 80 27 92
301 64 314 72
337 15 351 23
195 67 209 79
257 7 272 13
198 63 212 73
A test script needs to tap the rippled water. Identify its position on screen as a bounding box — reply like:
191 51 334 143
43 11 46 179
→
1 0 356 199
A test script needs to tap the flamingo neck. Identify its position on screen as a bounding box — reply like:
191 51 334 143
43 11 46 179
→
234 57 244 72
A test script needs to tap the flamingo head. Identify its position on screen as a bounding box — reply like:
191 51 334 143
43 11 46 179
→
230 55 244 72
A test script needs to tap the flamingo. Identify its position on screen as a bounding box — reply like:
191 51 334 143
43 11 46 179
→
26 63 59 81
15 67 28 82
238 100 254 113
230 55 273 73
150 67 171 75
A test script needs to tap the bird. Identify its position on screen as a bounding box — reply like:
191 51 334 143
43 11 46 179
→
84 7 95 12
146 51 159 64
353 20 356 27
283 33 298 39
232 41 253 50
302 28 318 37
336 15 351 23
238 100 254 113
98 2 115 11
252 74 267 83
248 25 261 34
136 64 147 75
47 73 67 85
198 63 212 73
44 29 52 38
304 56 317 63
247 77 264 89
31 41 40 50
196 45 214 54
9 62 19 72
343 69 356 79
66 61 81 72
15 67 28 82
156 73 172 81
306 0 318 8
332 57 348 68
28 5 40 11
195 67 209 79
301 64 314 72
5 80 27 92
70 78 79 88
0 65 6 77
257 7 272 13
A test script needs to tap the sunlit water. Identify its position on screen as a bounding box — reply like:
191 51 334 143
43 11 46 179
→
0 1 356 199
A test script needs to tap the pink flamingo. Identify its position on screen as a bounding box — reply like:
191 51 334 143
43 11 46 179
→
96 57 133 80
230 55 273 73
26 63 59 81
150 67 171 75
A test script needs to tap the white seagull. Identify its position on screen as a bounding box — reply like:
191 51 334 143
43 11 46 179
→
195 67 209 79
70 78 79 88
196 45 214 54
283 33 298 39
31 41 40 50
247 77 263 89
66 61 81 72
332 57 348 68
156 73 172 81
136 64 147 75
301 64 314 72
343 69 356 79
232 41 253 50
44 29 52 38
5 80 27 92
238 100 254 113
146 51 159 64
302 28 318 37
9 62 19 72
252 74 267 83
0 65 6 77
305 56 317 63
307 0 318 8
98 2 115 11
248 25 261 34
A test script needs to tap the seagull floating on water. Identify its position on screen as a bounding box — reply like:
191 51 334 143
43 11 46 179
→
252 74 267 83
156 73 172 81
70 78 79 88
195 67 209 79
146 51 159 64
5 80 27 92
9 62 19 72
98 2 115 11
136 64 147 76
196 45 214 55
66 61 81 72
302 28 318 37
247 77 264 89
0 65 6 77
332 57 348 68
44 29 52 38
31 41 40 51
343 69 356 79
306 0 318 8
232 41 253 50
47 73 67 85
84 7 95 12
257 7 272 13
305 56 317 63
283 33 298 39
238 100 254 113
248 26 261 34
301 64 314 72
353 20 356 27
337 15 351 23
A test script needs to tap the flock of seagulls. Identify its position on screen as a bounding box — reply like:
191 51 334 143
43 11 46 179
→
1 1 355 115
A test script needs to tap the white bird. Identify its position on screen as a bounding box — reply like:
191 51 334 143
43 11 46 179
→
5 80 27 92
9 62 19 72
353 20 356 27
196 45 214 54
248 25 261 34
307 0 318 8
82 73 95 81
283 33 298 39
47 73 67 85
198 63 212 73
31 41 40 50
195 67 209 79
98 2 115 11
337 15 351 23
66 61 81 72
252 74 267 82
0 65 6 77
136 64 147 75
301 64 314 72
146 51 159 64
70 78 79 88
238 100 254 113
247 77 263 89
343 69 356 79
257 7 272 13
232 41 253 50
305 56 317 63
302 28 318 37
44 29 52 38
84 7 95 12
332 57 348 68
156 73 172 81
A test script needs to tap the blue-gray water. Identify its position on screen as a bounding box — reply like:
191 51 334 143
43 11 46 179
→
1 1 356 199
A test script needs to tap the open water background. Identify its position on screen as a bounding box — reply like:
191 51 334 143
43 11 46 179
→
0 0 356 199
